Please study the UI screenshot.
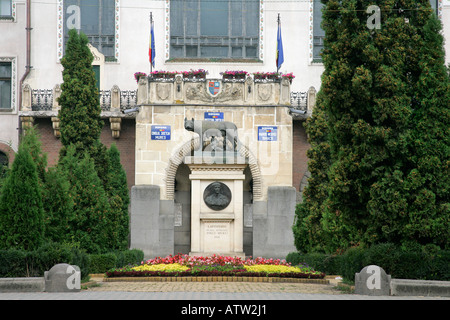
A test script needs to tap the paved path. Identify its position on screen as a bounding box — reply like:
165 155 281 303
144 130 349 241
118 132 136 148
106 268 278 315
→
1 277 447 300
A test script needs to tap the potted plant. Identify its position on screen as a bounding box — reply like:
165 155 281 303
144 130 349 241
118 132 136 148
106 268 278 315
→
220 70 248 82
182 69 208 81
253 72 280 82
134 72 147 83
150 70 178 81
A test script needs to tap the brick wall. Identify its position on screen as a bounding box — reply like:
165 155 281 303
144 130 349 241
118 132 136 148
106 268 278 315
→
34 118 136 191
292 120 310 192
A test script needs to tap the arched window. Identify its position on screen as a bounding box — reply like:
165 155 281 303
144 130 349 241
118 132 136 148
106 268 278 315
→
0 151 8 178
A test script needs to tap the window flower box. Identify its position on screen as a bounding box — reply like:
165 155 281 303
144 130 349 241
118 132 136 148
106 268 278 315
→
182 69 208 82
220 70 248 82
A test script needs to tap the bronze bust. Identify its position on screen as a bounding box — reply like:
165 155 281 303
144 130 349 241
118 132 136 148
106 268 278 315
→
203 182 232 211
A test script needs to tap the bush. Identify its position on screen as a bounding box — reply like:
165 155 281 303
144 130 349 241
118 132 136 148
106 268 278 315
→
0 249 28 277
115 249 144 268
0 247 144 279
88 253 118 274
287 243 450 282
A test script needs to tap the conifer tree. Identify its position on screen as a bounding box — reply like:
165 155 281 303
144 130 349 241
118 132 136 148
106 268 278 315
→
57 29 110 186
0 142 44 251
105 144 130 250
58 145 112 253
294 0 449 252
58 29 102 154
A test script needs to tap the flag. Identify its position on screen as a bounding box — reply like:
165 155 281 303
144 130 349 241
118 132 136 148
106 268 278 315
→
149 16 155 68
276 15 284 71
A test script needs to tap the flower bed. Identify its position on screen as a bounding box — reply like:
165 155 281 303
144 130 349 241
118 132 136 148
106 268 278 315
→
106 254 325 279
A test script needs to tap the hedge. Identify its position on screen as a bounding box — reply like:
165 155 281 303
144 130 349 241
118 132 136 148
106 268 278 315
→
0 242 144 280
286 243 450 282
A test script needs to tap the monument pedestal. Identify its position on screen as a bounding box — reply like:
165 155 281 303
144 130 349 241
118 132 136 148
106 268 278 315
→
186 155 246 258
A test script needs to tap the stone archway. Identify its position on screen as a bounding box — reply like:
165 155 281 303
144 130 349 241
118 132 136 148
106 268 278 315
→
164 137 263 201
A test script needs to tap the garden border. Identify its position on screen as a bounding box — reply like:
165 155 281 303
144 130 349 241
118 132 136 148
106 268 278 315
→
102 276 330 284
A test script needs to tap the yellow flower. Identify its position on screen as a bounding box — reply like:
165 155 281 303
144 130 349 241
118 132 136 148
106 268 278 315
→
132 263 189 272
244 265 303 273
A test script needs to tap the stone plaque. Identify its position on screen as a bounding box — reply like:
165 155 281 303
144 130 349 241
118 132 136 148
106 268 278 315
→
203 221 231 252
174 203 182 227
203 182 232 211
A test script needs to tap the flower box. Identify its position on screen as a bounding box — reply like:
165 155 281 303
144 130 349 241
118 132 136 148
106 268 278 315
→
182 69 208 81
220 70 248 82
149 70 178 81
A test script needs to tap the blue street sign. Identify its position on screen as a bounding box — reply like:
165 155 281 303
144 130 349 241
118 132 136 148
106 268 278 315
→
151 125 171 140
204 112 224 122
258 126 278 141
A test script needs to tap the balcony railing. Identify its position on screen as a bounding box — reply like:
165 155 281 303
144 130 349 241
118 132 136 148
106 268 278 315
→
30 88 137 113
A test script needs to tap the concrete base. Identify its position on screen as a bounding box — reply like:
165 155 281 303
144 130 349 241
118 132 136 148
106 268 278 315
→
130 185 174 259
0 278 45 293
253 186 297 259
391 279 450 297
189 252 246 259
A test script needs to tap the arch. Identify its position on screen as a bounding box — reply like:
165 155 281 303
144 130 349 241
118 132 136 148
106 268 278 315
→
164 137 263 201
0 142 16 167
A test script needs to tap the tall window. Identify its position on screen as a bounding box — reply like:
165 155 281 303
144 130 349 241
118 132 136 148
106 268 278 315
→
312 1 325 62
0 0 11 18
63 0 115 59
170 0 260 59
0 62 11 110
430 0 438 15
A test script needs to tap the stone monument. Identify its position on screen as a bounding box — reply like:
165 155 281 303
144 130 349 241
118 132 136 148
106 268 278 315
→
130 74 297 259
184 119 246 258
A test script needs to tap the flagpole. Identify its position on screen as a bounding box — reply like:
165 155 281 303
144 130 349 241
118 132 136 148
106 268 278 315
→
150 12 153 74
277 13 281 74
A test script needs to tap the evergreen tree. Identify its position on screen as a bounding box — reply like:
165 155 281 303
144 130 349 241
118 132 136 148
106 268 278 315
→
42 166 75 244
105 144 130 250
57 29 109 185
0 142 44 251
58 29 102 154
58 145 112 254
294 0 449 253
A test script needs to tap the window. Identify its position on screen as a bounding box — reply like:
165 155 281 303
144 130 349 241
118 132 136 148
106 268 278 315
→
63 0 116 59
430 0 438 15
170 0 260 59
312 0 325 62
0 0 11 18
0 151 7 173
0 62 11 110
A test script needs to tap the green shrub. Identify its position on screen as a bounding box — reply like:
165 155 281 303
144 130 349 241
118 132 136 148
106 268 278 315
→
287 244 450 282
89 253 117 274
115 249 144 268
0 249 28 277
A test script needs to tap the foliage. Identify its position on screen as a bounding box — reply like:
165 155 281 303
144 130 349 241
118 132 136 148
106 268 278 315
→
58 29 102 157
0 245 144 279
287 243 450 282
57 145 113 254
0 139 44 251
294 0 449 253
42 165 75 243
104 144 130 250
89 253 117 274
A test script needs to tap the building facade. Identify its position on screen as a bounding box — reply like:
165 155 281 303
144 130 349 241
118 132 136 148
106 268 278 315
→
1 0 449 257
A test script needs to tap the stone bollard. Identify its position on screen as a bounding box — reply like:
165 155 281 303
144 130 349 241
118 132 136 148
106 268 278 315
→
44 263 81 293
355 265 391 296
